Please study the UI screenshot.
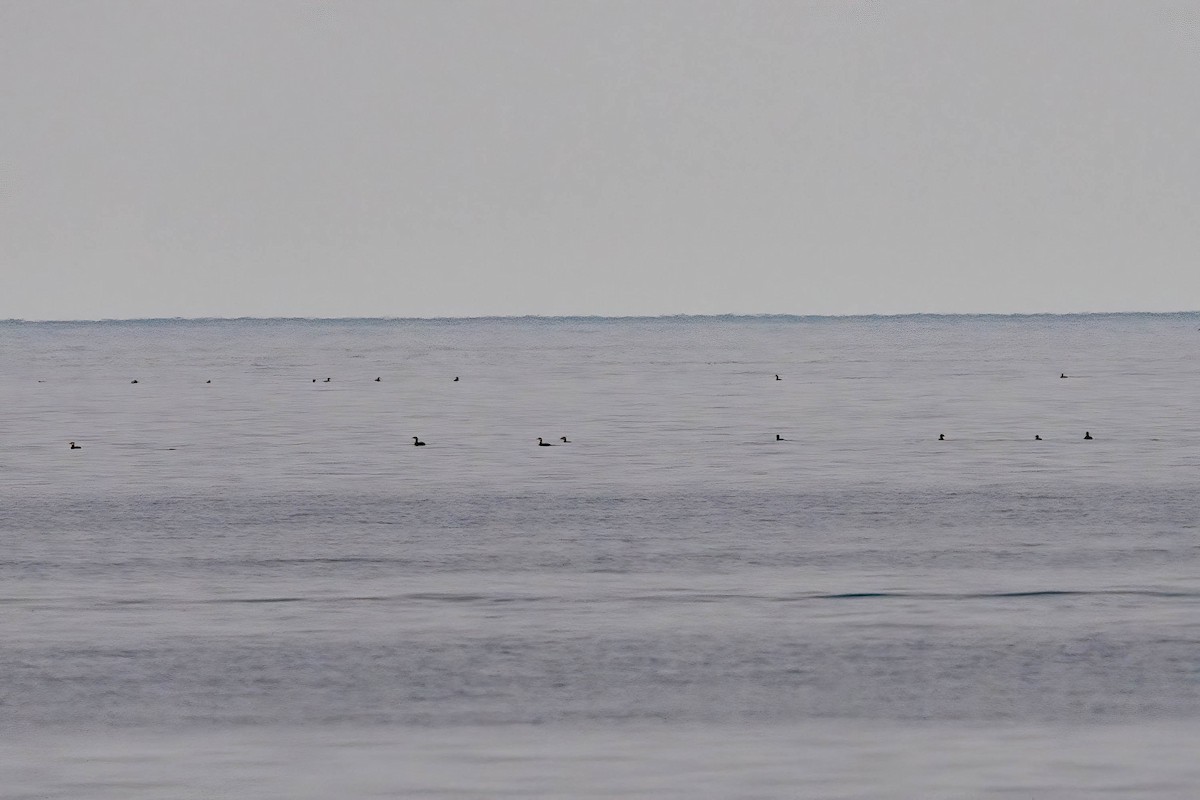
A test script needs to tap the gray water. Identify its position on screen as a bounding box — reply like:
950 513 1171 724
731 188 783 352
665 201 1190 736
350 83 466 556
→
2 314 1198 798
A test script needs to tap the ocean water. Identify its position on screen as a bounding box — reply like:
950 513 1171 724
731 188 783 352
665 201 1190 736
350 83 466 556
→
1 314 1198 798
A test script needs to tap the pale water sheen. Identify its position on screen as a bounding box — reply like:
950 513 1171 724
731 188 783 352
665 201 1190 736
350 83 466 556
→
1 315 1198 798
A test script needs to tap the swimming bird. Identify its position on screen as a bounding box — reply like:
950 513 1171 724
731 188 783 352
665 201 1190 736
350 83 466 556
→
1084 431 1093 440
69 441 81 450
537 438 553 446
1034 435 1042 441
323 377 331 383
1060 373 1068 379
412 437 426 446
130 379 138 384
776 434 785 441
938 434 945 441
206 380 211 384
560 436 570 443
775 374 781 381
453 376 459 382
374 377 381 382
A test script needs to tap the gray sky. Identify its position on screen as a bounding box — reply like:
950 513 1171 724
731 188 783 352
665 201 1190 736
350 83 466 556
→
2 1 1198 319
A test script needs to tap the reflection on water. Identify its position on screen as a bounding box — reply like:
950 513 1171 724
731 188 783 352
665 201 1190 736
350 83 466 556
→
8 721 1200 799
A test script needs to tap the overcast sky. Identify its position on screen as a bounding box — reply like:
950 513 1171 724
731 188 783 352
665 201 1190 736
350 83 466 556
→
2 1 1198 319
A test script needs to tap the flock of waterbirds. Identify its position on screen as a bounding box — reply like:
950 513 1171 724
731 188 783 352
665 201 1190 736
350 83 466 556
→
63 374 572 450
60 371 1099 451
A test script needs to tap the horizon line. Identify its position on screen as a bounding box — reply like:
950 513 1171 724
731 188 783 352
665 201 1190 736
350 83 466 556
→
7 311 1200 326
2 311 1200 326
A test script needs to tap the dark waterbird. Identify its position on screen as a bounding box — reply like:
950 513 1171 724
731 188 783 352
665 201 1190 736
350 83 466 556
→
560 437 570 443
938 433 945 441
537 438 553 446
412 437 426 446
1084 431 1093 440
69 441 81 450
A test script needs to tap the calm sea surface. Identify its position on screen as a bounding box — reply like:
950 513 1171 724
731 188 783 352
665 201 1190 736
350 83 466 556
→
1 314 1198 798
